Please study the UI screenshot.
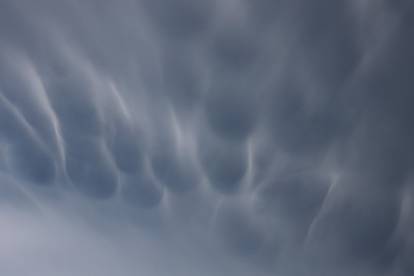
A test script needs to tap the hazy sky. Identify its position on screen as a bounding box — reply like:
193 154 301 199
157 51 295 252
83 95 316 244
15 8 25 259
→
1 0 414 275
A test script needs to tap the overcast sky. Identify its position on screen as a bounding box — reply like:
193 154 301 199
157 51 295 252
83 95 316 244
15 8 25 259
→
1 0 414 275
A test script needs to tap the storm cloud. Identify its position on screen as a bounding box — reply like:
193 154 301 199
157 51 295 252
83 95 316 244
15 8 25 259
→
1 0 414 275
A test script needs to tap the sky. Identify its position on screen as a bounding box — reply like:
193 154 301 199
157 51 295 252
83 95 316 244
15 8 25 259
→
1 0 414 275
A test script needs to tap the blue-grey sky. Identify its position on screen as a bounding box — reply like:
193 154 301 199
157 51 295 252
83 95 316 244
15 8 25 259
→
1 0 414 275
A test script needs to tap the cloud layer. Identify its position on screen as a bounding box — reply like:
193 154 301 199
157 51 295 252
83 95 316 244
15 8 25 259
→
1 0 414 275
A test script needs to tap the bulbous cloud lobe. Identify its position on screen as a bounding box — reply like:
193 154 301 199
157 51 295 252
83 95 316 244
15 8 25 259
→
1 0 414 275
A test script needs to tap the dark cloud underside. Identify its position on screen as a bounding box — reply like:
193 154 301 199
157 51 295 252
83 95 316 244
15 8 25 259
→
1 0 414 275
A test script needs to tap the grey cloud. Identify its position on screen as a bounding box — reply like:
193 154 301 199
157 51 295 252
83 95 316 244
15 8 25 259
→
197 130 248 193
160 50 204 114
139 0 216 40
149 112 200 193
214 200 266 257
202 80 261 141
121 170 163 209
0 88 56 185
207 22 263 74
265 82 350 156
243 0 282 27
8 140 56 186
47 72 104 138
306 181 400 263
150 148 199 193
1 0 414 275
64 135 118 199
105 114 145 174
256 170 330 229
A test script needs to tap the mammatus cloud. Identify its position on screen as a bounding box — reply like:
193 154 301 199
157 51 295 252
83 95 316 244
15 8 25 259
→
1 0 414 275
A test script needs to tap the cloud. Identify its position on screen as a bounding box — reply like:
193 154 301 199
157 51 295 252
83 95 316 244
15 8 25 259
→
1 0 414 275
